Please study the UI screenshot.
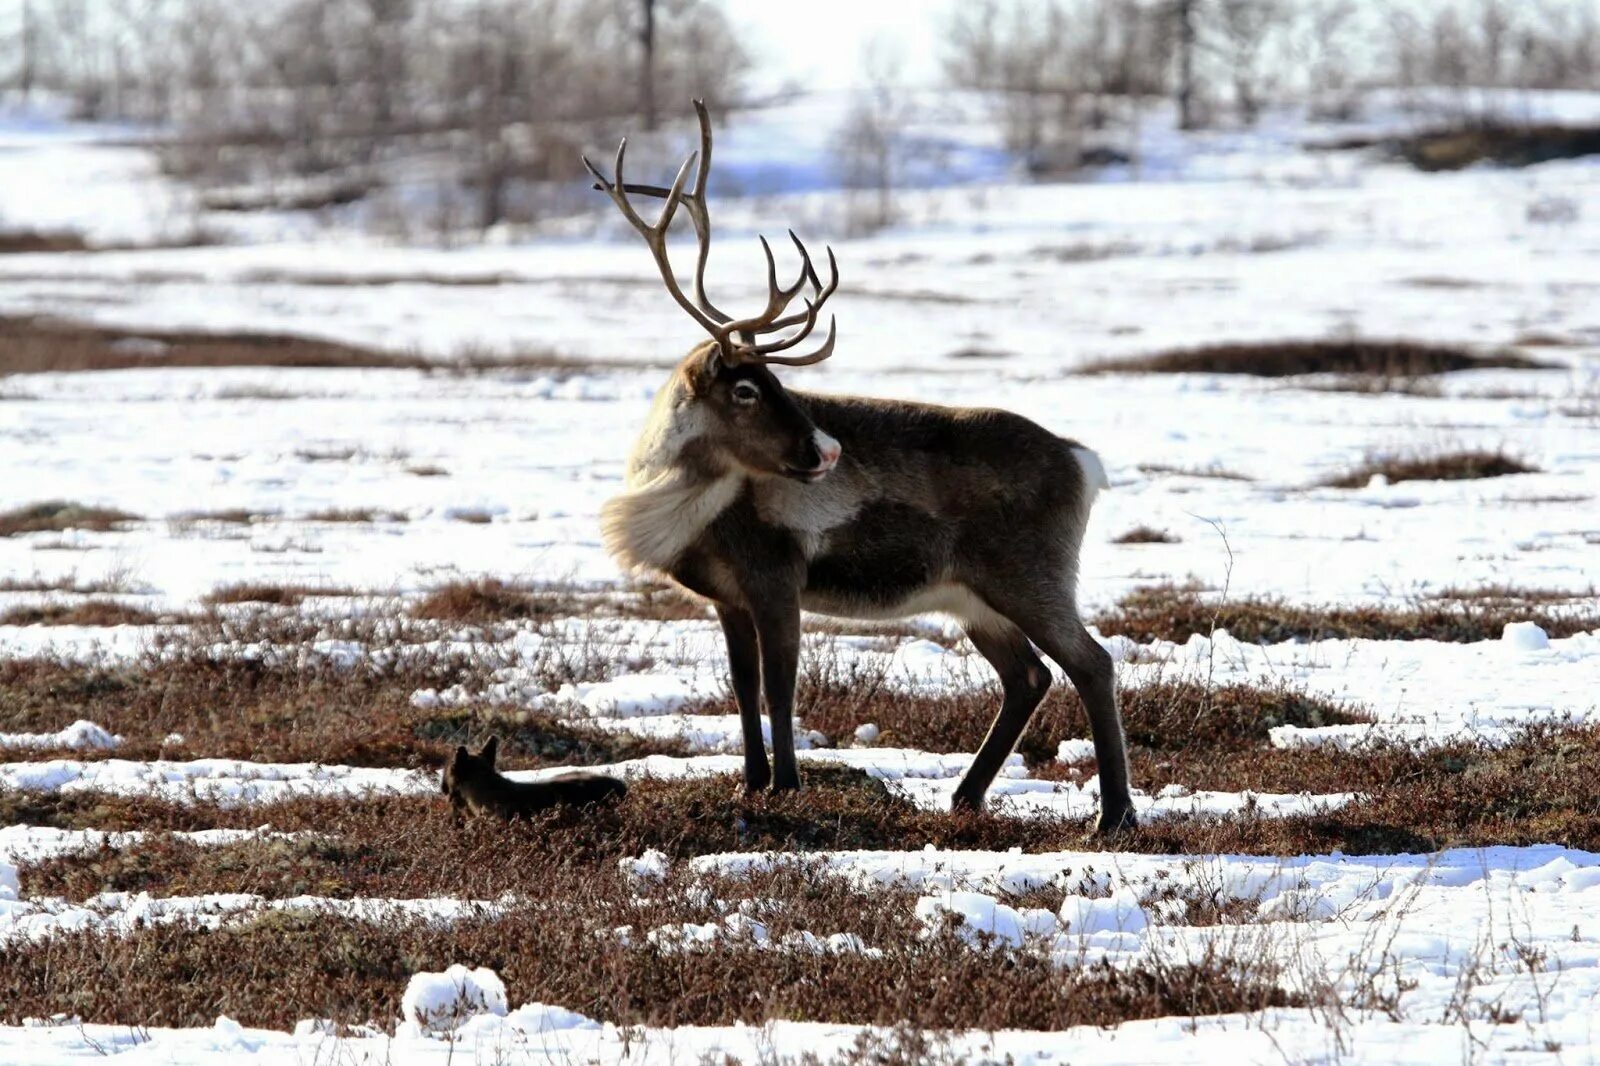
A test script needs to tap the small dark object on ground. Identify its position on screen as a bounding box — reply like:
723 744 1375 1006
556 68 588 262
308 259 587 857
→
1113 526 1180 544
442 736 627 821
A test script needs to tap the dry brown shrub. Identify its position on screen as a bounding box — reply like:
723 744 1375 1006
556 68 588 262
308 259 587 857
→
201 583 358 607
1136 463 1252 481
171 508 264 525
0 573 136 594
0 230 91 253
0 501 140 537
305 508 408 523
409 579 554 623
1112 526 1180 544
0 604 640 766
1321 449 1538 488
0 601 168 627
1092 583 1598 644
0 853 1296 1032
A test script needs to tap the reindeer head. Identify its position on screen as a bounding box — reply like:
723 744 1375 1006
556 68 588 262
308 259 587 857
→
586 101 842 484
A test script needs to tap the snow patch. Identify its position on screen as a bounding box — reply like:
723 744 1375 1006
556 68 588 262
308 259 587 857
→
0 721 121 752
401 965 507 1035
915 890 1059 947
1502 621 1550 652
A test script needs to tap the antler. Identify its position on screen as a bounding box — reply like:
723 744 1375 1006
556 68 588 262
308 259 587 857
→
584 99 838 367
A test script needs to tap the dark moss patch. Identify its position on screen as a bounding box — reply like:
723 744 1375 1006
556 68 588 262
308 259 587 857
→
1087 339 1547 377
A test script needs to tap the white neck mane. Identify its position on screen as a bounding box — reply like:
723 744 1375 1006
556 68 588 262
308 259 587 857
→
599 377 741 574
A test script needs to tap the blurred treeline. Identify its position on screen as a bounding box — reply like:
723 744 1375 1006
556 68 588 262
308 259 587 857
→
2 0 1596 237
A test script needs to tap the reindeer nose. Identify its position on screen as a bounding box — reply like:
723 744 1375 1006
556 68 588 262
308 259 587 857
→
813 430 842 471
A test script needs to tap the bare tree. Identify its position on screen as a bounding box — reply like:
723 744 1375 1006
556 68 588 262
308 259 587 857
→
1076 0 1170 130
15 0 39 101
639 0 657 130
833 44 910 235
1299 0 1360 121
10 0 747 239
1173 0 1201 129
945 1 1082 169
1212 0 1284 125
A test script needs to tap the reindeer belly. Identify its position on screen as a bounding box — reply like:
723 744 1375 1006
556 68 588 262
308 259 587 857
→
800 501 971 621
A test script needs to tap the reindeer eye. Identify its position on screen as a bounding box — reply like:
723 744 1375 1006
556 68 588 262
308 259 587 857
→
731 381 760 405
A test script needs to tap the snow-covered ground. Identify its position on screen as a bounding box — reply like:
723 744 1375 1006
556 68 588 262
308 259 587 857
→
2 92 1599 1063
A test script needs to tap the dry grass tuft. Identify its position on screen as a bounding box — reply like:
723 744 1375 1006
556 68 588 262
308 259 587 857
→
0 501 140 537
1084 339 1547 377
0 573 136 594
1093 583 1599 645
1113 526 1181 544
1136 463 1252 481
171 508 265 526
1320 449 1538 488
0 601 169 627
305 507 408 523
0 230 92 253
409 578 556 623
201 583 359 607
406 578 704 625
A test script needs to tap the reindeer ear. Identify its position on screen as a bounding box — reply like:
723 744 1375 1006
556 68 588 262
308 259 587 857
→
691 339 725 380
480 735 500 765
452 745 469 766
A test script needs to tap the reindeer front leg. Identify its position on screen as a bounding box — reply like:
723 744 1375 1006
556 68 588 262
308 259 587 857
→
751 594 803 792
715 605 770 793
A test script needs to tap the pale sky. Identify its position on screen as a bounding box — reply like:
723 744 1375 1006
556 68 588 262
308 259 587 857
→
718 0 948 93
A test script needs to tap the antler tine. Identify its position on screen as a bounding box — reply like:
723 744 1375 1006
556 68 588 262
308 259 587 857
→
732 243 835 357
586 100 732 326
736 297 820 356
686 100 733 325
739 315 837 367
758 240 839 334
583 143 723 338
718 235 811 343
586 101 842 367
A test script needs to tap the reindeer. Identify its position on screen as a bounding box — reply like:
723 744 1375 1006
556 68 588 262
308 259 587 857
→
585 103 1135 834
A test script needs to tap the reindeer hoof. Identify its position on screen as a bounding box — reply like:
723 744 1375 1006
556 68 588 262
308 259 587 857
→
950 791 985 814
1091 805 1138 838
